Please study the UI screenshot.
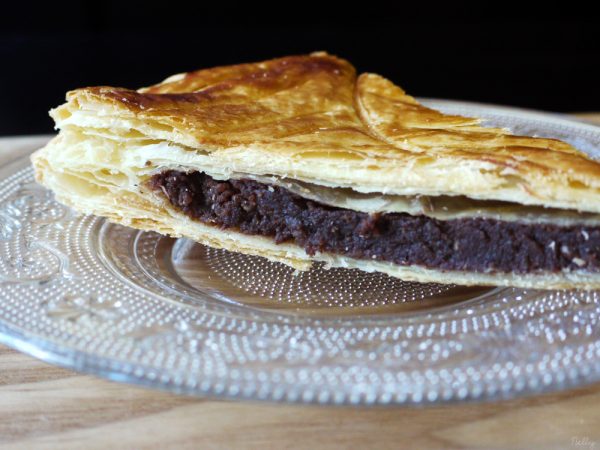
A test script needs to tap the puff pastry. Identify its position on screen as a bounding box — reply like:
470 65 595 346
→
32 52 600 289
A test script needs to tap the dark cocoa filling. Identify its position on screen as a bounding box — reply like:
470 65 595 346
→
148 170 600 274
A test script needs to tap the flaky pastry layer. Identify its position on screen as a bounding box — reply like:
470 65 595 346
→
46 52 600 213
32 131 600 290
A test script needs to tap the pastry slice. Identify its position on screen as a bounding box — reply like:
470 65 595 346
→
32 52 600 289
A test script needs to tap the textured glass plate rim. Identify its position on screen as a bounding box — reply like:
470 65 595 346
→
2 316 600 407
0 100 599 407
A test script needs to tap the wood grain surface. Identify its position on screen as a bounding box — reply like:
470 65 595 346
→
1 113 599 449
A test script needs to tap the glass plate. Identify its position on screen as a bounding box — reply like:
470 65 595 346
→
1 100 600 406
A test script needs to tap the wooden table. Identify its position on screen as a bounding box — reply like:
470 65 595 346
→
1 113 600 449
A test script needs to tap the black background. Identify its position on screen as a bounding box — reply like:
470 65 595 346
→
1 3 599 136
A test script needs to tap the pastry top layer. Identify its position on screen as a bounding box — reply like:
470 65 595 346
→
50 52 600 212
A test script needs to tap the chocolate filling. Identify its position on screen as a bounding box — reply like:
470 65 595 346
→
148 170 600 274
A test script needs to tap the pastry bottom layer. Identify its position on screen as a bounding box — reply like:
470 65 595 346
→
148 170 600 275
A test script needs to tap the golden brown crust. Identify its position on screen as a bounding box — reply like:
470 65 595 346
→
355 73 593 178
51 52 600 212
67 52 360 147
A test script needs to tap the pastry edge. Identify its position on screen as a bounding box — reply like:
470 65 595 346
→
31 149 600 290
